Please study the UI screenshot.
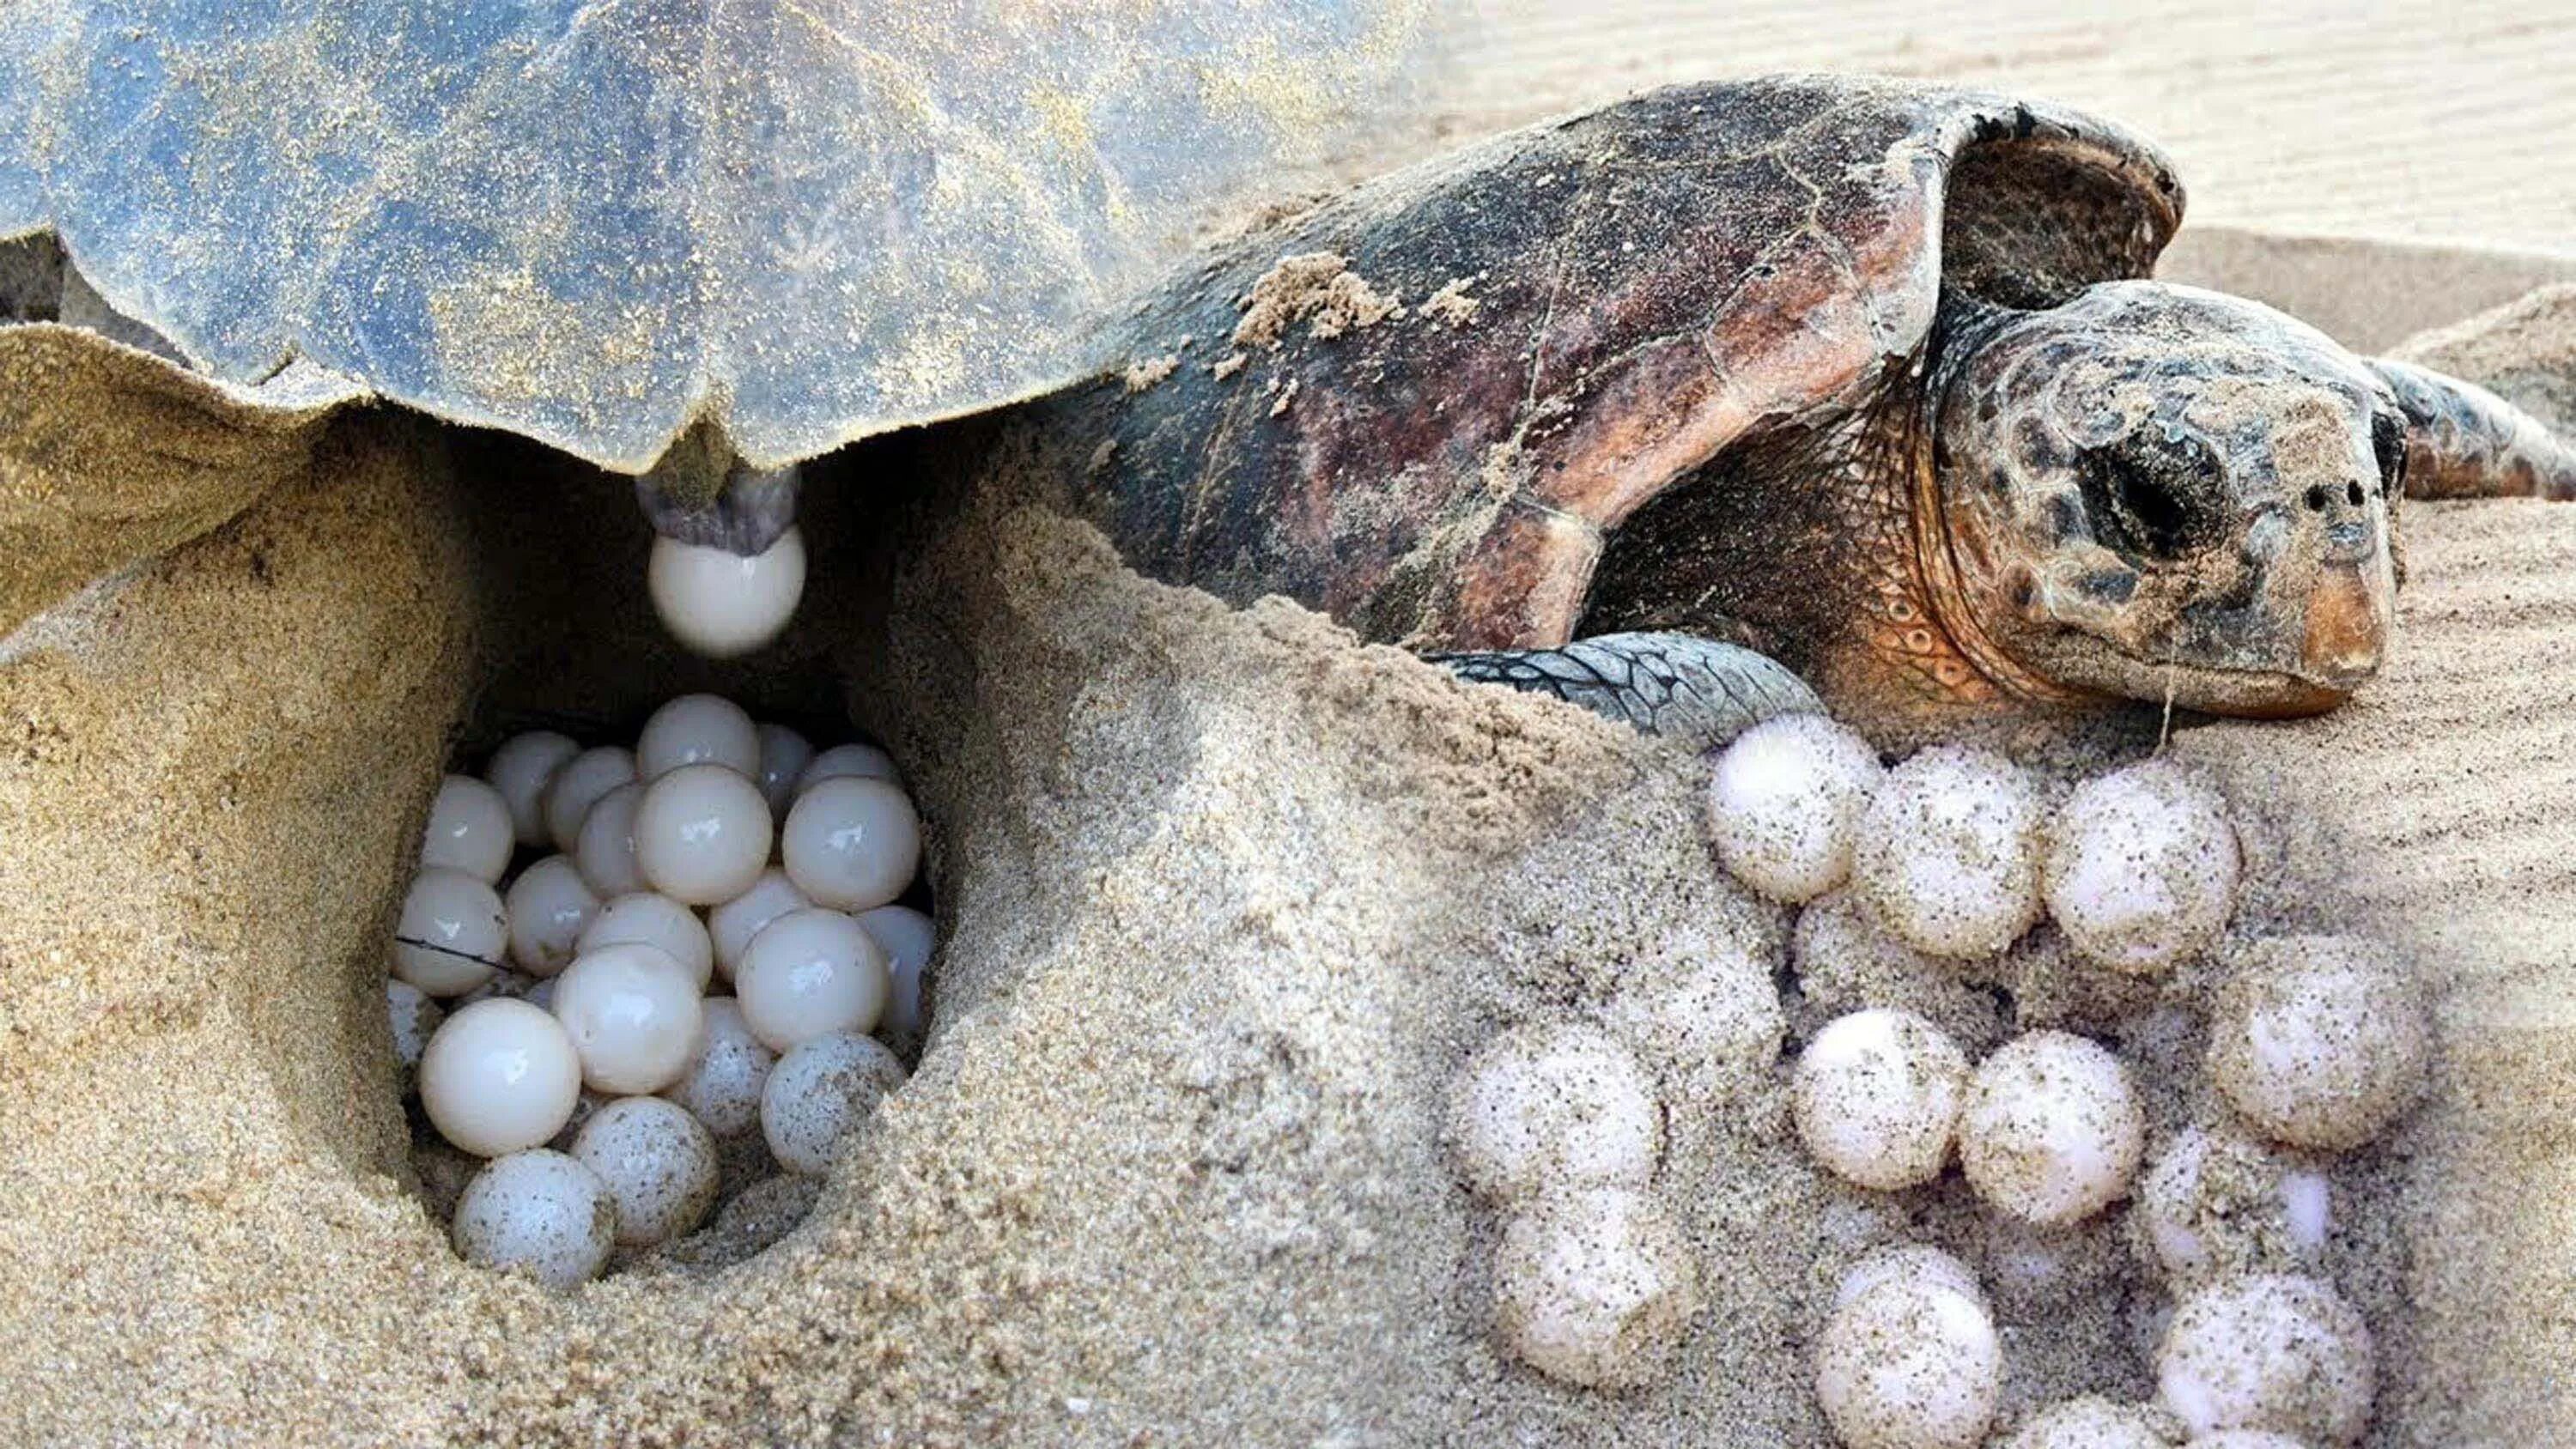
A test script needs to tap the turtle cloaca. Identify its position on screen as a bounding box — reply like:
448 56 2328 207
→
1030 76 2576 744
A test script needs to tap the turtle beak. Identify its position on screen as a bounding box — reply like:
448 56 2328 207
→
2297 559 2391 694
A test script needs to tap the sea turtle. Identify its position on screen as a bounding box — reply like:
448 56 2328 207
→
1028 76 2576 744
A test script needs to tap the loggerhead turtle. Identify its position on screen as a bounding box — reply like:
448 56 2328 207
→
1042 76 2576 744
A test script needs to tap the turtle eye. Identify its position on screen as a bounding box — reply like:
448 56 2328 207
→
2075 430 2226 560
2370 411 2408 497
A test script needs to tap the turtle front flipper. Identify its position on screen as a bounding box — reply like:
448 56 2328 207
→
1428 632 1820 751
2370 360 2576 501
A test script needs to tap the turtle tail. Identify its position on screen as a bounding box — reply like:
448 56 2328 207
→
2370 360 2576 502
1428 631 1821 751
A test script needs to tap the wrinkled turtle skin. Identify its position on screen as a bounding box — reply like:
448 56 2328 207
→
1037 76 2576 739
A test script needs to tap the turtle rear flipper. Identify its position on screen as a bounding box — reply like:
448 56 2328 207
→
1431 633 1820 751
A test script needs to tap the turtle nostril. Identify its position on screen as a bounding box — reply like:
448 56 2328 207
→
2303 483 2330 513
2346 480 2365 508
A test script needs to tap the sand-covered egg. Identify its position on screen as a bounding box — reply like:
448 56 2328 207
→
2156 1273 2375 1444
1446 1022 1662 1204
1492 1185 1699 1390
1704 713 1886 903
734 906 892 1052
2136 1126 2330 1283
418 998 584 1157
1959 1031 2144 1228
1595 919 1785 1098
781 775 920 912
419 773 515 884
2208 937 2428 1152
391 866 509 997
1814 1245 2002 1449
386 978 444 1085
649 528 806 658
665 997 776 1138
1791 1008 1968 1191
569 1095 720 1247
1853 746 2044 959
2000 1396 2174 1448
1789 892 2006 1052
503 855 601 977
634 762 774 906
550 942 705 1094
762 1031 908 1175
450 1149 617 1289
2044 761 2241 975
2182 1434 2309 1447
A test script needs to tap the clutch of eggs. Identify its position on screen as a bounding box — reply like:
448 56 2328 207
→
389 694 926 1287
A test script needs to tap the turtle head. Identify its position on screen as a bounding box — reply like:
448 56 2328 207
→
1929 281 2402 718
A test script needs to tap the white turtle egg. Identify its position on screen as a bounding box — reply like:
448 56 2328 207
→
391 866 509 997
550 942 705 1094
386 978 444 1086
2044 761 2242 975
1853 745 2044 959
1959 1031 2144 1228
734 906 891 1052
1834 1244 1984 1309
1492 1185 1699 1390
568 1095 720 1247
449 1149 616 1288
484 730 580 847
1815 1245 2002 1449
2208 936 2428 1152
636 693 761 781
795 741 898 794
2001 1396 2172 1448
2157 1273 2374 1445
634 762 774 906
419 773 515 883
572 780 647 898
540 745 637 855
755 722 814 815
1791 1008 1968 1191
1445 1021 1662 1204
1706 714 1886 903
577 891 714 991
2137 1125 2332 1283
664 997 775 1138
708 868 810 981
761 1031 908 1175
856 904 936 1056
503 854 601 977
648 526 806 659
418 998 584 1157
781 776 920 911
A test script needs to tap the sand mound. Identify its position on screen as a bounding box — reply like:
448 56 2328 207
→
0 278 2570 1446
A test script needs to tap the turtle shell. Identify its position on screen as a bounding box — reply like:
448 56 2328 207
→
1078 76 2185 652
0 0 1425 471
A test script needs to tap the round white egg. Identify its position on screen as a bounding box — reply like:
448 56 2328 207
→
1791 1008 1969 1192
449 1149 616 1289
1705 713 1886 903
708 868 811 981
550 942 706 1094
648 527 806 659
755 722 814 815
1445 1021 1662 1204
2044 761 2242 975
1852 745 2044 960
418 997 584 1157
568 1095 720 1247
1959 1031 2144 1228
502 854 601 977
2156 1273 2374 1445
1815 1245 2002 1449
633 762 773 906
2137 1125 2332 1283
577 891 714 991
1594 919 1785 1099
2001 1396 2172 1449
781 775 920 912
734 906 891 1053
663 997 775 1138
762 1031 908 1175
541 745 637 855
1492 1186 1699 1390
391 866 509 997
419 773 515 883
855 904 936 1056
636 693 761 781
572 780 648 898
795 741 898 793
484 730 580 847
2208 936 2427 1152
